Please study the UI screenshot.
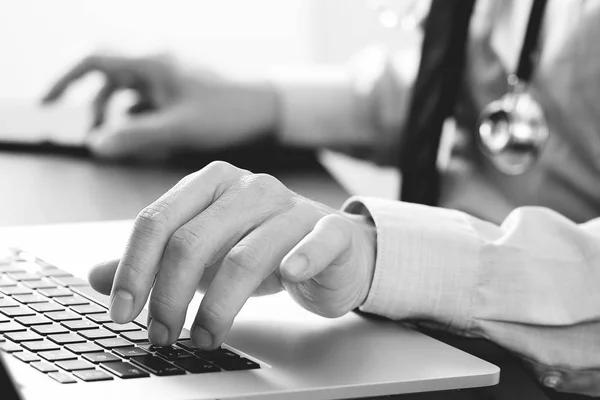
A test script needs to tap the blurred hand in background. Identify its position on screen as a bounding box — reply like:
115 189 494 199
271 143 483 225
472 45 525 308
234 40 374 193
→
41 54 278 159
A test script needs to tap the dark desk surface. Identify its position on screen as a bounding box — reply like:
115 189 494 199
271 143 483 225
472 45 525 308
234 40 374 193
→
0 151 349 227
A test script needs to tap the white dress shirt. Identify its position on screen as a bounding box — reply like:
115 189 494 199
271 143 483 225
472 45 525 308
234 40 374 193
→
272 0 600 393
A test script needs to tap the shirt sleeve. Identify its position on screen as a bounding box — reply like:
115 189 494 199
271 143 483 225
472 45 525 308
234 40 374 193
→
342 196 600 372
268 45 419 163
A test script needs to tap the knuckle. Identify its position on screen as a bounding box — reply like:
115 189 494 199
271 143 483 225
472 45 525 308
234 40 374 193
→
206 161 236 176
224 244 262 279
247 173 282 192
134 204 170 238
198 302 229 333
240 174 292 209
167 227 204 259
175 170 198 187
290 198 319 216
149 291 181 319
118 260 144 277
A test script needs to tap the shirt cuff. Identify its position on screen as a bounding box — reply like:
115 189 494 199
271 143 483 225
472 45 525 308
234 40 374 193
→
268 66 375 147
342 196 481 333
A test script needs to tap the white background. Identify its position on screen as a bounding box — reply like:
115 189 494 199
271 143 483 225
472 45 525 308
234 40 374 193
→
0 0 414 100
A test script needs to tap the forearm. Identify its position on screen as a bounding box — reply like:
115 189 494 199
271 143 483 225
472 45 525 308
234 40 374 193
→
269 47 414 161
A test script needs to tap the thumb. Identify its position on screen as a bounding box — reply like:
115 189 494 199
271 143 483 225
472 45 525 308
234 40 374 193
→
88 258 119 295
280 214 352 283
86 111 178 159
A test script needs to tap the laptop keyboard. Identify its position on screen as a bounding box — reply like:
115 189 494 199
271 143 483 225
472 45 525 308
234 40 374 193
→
0 248 261 384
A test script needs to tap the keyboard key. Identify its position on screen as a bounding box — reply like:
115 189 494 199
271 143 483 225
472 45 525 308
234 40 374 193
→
101 361 149 379
70 304 105 315
39 349 77 362
137 343 155 352
0 265 25 274
65 343 103 354
56 359 95 371
83 352 120 363
47 372 77 384
131 355 185 376
22 280 57 290
12 294 48 304
113 347 149 358
46 310 81 322
14 351 41 363
16 315 53 326
37 287 72 298
78 329 115 340
36 269 72 278
153 346 194 361
6 272 40 281
96 338 132 349
22 340 60 352
61 320 98 331
54 296 88 306
5 331 43 342
104 322 140 333
12 260 41 270
174 357 221 374
0 321 26 333
48 333 86 345
32 324 68 335
193 347 241 363
50 276 88 287
31 361 58 373
73 369 113 382
0 341 23 353
0 286 33 296
0 277 17 287
0 306 35 317
0 314 8 323
30 302 64 313
121 331 149 343
87 313 112 324
175 340 196 352
0 298 19 308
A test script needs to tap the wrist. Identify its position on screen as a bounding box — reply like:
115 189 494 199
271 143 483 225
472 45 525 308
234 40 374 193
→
350 214 377 308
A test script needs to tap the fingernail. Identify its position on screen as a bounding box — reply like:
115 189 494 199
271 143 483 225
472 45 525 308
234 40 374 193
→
283 254 309 278
110 289 134 323
192 326 213 349
149 319 170 345
543 375 561 388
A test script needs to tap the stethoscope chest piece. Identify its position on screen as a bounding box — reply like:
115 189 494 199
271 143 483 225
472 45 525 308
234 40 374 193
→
477 77 549 175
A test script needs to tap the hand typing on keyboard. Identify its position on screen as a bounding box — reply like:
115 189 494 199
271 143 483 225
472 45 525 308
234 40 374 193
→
88 161 377 349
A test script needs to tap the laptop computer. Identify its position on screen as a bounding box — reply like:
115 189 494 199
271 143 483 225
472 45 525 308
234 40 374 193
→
0 221 499 400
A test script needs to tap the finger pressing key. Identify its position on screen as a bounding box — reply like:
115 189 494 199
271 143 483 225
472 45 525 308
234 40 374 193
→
192 210 317 349
109 163 244 325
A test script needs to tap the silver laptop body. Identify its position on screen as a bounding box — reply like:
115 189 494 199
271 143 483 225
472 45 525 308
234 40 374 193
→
4 278 499 399
0 224 498 400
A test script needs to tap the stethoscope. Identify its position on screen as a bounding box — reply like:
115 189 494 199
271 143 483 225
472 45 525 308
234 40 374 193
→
372 0 549 175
